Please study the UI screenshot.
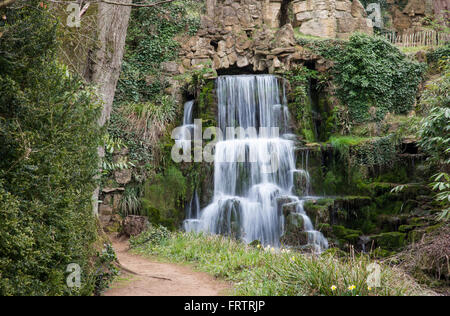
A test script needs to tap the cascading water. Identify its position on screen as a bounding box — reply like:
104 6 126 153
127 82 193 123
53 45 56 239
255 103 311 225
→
175 100 195 154
183 75 328 252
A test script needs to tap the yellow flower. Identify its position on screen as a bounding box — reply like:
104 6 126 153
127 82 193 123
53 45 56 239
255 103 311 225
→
331 285 337 291
348 285 356 291
368 286 372 291
257 244 260 248
290 256 296 262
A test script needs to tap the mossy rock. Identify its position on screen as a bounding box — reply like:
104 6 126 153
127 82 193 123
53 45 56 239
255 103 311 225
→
398 224 415 233
408 217 428 226
372 232 406 250
344 233 360 243
408 228 426 243
316 223 332 236
425 223 444 234
371 247 395 258
285 213 305 231
303 200 331 225
331 225 362 239
280 230 308 248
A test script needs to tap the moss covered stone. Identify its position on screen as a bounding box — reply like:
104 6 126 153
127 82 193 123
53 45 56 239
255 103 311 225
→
373 232 406 250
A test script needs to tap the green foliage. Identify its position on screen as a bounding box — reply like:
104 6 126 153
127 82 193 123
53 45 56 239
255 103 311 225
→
320 34 425 123
141 166 187 229
93 244 120 296
129 225 171 248
285 65 318 141
178 61 217 97
102 134 135 172
0 2 106 295
108 1 202 181
426 44 450 64
330 136 369 156
119 185 143 217
115 1 201 104
329 135 398 168
417 61 450 221
121 95 178 150
430 173 450 222
131 231 431 296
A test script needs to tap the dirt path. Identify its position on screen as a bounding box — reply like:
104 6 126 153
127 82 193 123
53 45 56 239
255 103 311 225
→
103 235 230 296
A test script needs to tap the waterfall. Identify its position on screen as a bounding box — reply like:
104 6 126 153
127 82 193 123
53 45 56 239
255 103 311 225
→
183 189 201 233
175 100 195 154
183 75 327 252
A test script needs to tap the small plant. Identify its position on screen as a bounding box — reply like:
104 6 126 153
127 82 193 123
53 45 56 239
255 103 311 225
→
102 134 135 172
119 185 143 217
93 243 120 296
129 225 171 248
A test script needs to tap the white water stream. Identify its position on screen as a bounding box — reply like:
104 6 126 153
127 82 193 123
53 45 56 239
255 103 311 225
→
183 75 327 251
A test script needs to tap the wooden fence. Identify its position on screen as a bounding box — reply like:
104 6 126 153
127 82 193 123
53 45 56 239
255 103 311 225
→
384 30 450 47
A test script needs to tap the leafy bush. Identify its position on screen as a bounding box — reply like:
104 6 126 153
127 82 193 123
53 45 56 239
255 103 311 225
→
119 185 143 217
320 34 425 123
418 60 450 221
129 225 171 248
285 65 318 142
0 2 104 295
426 44 450 64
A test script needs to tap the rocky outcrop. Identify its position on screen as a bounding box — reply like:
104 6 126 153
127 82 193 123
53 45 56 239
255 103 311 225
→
292 0 373 39
121 215 150 237
180 0 372 74
180 20 321 74
384 0 448 34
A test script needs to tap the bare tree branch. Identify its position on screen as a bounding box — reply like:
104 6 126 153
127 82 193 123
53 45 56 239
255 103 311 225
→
0 0 17 9
100 0 174 7
79 1 90 17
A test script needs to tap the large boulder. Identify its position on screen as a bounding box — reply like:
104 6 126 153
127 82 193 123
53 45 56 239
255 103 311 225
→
121 215 150 237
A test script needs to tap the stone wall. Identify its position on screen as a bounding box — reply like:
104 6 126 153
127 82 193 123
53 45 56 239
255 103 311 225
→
373 0 449 34
179 0 372 75
292 0 373 39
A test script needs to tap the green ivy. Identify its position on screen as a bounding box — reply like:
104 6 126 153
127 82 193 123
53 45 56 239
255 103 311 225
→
285 65 318 142
141 166 187 229
312 34 425 123
115 1 201 104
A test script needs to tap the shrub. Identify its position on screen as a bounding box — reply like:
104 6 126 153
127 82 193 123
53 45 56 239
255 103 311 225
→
320 34 425 123
0 2 104 295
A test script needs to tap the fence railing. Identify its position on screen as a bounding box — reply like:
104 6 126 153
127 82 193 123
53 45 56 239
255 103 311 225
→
384 30 450 47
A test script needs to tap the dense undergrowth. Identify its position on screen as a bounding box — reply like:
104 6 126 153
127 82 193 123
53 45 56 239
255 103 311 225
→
0 1 117 295
103 1 203 225
130 226 433 296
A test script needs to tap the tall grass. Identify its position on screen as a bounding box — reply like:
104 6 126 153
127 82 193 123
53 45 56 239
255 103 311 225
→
122 95 177 146
130 227 434 296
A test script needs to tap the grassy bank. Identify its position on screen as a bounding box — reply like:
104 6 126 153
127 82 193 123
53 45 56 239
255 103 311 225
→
129 226 434 296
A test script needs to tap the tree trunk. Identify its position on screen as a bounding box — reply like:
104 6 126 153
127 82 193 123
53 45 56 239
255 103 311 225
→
88 0 132 215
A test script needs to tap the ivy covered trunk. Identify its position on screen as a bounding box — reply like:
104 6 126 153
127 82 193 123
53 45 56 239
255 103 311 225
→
88 0 132 215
